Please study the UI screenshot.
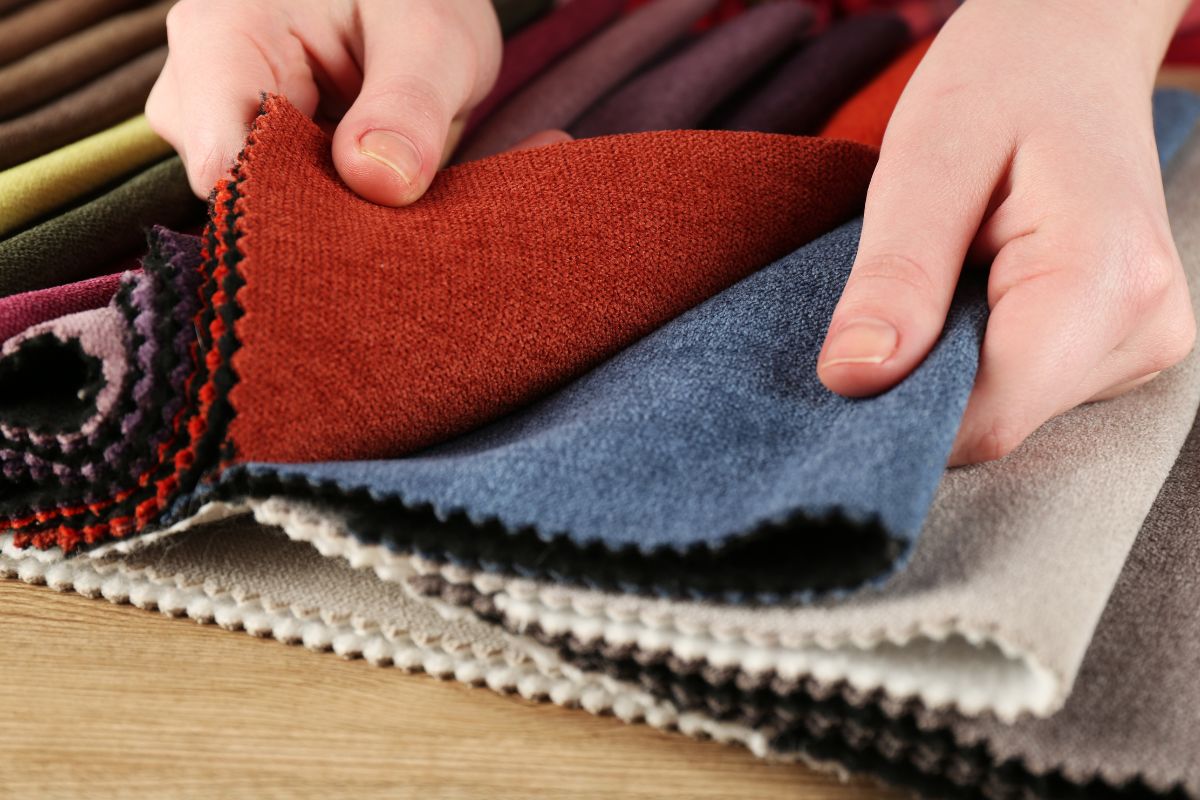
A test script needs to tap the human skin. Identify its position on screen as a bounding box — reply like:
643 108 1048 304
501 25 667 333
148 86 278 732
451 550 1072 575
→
147 0 1195 465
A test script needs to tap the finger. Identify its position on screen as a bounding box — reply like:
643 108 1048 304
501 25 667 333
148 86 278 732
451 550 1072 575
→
817 79 1014 397
508 129 573 153
1087 371 1160 403
145 0 319 198
332 0 501 206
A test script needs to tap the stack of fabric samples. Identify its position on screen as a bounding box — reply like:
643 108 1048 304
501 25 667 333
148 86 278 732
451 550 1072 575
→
3 1 1200 797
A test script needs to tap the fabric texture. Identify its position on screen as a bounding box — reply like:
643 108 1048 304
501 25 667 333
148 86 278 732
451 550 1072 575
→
493 0 553 36
0 46 167 170
458 0 720 161
0 0 142 67
820 35 932 147
715 12 911 134
0 157 201 299
0 0 171 118
466 0 625 135
0 273 124 345
386 91 1200 720
0 115 172 238
570 1 811 138
0 95 877 561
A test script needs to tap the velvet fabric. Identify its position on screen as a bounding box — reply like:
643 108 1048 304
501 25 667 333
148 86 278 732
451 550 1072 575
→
0 273 123 345
458 0 719 161
0 115 172 239
0 0 171 118
570 1 811 138
0 0 142 67
715 12 911 134
0 157 202 299
466 0 625 135
0 47 167 170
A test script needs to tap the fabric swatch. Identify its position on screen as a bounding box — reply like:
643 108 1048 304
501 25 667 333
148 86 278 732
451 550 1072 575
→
820 35 933 148
570 1 811 138
458 0 720 161
1158 65 1200 93
493 0 553 36
466 0 626 136
0 47 167 170
0 115 172 238
388 91 1200 721
0 0 171 118
0 273 124 345
0 0 142 67
715 12 911 134
1166 30 1200 65
0 95 876 561
0 157 201 299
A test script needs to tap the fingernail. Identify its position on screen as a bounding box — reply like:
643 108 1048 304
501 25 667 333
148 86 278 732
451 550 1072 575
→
359 130 420 187
820 318 899 368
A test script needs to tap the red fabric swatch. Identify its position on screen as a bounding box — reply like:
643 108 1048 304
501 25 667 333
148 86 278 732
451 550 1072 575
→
1166 31 1200 65
820 34 933 148
227 97 878 462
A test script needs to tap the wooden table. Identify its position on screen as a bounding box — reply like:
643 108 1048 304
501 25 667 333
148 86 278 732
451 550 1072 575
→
0 580 901 800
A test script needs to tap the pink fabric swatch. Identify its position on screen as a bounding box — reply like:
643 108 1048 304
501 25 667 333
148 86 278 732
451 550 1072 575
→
0 272 126 344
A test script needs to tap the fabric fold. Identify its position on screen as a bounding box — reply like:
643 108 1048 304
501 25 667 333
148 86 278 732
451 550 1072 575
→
0 0 171 118
570 1 812 138
458 0 720 161
0 114 172 238
0 0 142 67
0 157 201 299
0 46 167 170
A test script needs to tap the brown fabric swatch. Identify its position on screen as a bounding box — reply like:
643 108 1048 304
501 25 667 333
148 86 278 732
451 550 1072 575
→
0 0 143 67
0 46 166 170
0 0 33 15
0 0 171 118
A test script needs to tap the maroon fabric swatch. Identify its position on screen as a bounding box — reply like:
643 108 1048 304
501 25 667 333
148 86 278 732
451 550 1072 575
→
571 1 811 138
714 12 911 134
466 0 625 136
0 272 124 344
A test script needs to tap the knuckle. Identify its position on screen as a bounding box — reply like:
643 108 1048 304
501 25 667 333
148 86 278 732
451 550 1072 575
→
846 252 941 305
1149 307 1196 372
969 418 1028 463
1119 226 1183 315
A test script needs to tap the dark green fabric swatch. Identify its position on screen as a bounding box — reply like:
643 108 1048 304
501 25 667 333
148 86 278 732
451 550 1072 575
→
0 156 203 298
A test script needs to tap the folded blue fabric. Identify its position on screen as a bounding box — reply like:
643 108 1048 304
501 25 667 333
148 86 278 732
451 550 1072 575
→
205 90 1197 604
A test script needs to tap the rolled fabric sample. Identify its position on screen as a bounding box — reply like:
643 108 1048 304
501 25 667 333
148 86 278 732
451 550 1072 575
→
0 95 878 558
458 0 719 161
493 0 553 36
0 0 171 118
398 91 1200 724
716 12 910 134
0 273 124 345
0 47 167 170
0 115 172 238
1157 65 1200 93
0 0 142 67
571 1 811 138
1166 30 1200 65
819 35 933 148
0 157 202 298
465 0 626 135
0 0 32 14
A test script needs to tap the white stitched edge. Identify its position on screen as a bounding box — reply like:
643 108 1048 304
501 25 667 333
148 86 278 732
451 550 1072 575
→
248 498 1060 722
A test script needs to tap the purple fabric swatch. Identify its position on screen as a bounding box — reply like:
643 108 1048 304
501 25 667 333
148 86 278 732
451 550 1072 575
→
571 1 812 138
457 0 719 162
465 0 626 137
0 272 124 346
715 12 910 134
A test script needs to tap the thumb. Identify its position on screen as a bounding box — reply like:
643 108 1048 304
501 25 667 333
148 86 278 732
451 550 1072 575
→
818 102 1012 397
332 1 500 206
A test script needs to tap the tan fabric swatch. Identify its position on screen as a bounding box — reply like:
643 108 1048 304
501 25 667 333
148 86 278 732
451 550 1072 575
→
0 0 171 118
0 47 166 170
0 0 143 67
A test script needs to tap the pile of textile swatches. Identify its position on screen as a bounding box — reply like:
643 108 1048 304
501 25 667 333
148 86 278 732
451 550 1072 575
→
3 0 1200 797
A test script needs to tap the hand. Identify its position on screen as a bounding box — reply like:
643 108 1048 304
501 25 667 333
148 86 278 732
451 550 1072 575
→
146 0 502 205
817 0 1196 464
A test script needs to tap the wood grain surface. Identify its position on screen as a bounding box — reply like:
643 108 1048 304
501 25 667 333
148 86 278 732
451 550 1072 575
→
0 580 903 800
